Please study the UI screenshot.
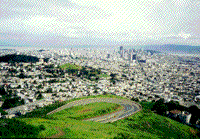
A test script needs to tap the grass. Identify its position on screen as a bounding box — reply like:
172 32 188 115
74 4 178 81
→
1 95 199 138
59 63 82 70
20 94 126 118
46 102 123 120
98 73 110 78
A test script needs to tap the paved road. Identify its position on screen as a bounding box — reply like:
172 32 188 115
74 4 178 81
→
47 97 142 123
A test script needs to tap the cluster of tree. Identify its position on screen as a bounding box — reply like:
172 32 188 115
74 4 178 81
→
36 93 44 100
0 107 8 115
18 72 28 79
0 86 7 96
44 64 55 69
152 99 200 124
188 105 200 125
110 73 118 85
151 99 187 116
0 54 39 63
0 119 43 138
77 67 101 81
20 101 67 118
1 97 25 109
131 97 139 102
0 86 10 101
8 68 18 75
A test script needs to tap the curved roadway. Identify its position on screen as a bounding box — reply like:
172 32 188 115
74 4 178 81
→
47 97 142 123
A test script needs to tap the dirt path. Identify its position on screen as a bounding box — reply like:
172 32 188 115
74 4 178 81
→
47 127 65 138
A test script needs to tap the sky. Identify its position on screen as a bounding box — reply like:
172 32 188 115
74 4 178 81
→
0 0 200 49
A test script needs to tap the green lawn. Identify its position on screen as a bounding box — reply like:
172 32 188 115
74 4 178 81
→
98 74 110 78
59 63 82 70
0 95 199 138
46 102 123 120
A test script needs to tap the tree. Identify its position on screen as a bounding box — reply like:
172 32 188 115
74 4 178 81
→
37 84 42 89
152 98 168 115
94 89 98 94
131 97 139 102
19 72 26 79
47 88 53 93
110 78 116 85
36 93 43 100
188 105 200 125
103 92 107 95
1 97 22 109
166 100 180 111
39 124 46 130
17 85 21 89
0 107 8 115
0 86 7 96
110 73 117 79
95 76 99 82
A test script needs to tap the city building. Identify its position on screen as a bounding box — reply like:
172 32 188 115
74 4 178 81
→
107 54 110 59
120 46 124 58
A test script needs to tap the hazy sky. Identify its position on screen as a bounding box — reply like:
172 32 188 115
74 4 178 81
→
0 0 200 48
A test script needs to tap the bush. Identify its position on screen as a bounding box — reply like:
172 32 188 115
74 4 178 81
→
39 124 46 130
131 97 139 102
36 93 43 100
0 119 40 138
152 98 168 115
166 100 180 111
0 108 8 115
1 97 24 109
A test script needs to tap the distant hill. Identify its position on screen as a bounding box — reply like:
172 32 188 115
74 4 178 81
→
0 54 39 63
143 44 200 55
0 49 16 51
144 50 161 55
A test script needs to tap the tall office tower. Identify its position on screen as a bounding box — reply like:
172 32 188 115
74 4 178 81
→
120 46 124 58
121 49 124 58
132 54 137 60
120 46 123 51
129 49 133 61
107 54 110 59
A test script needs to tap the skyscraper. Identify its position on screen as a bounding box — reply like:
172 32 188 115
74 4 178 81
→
120 46 124 58
120 46 123 51
132 54 137 60
128 49 133 61
107 54 110 59
121 49 124 58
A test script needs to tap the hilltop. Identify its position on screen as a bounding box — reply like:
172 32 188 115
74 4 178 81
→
143 44 200 55
0 95 199 138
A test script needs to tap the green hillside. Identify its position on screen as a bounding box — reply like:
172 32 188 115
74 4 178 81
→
46 102 123 120
0 95 199 138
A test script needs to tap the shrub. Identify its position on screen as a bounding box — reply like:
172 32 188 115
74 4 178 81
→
39 124 46 130
152 98 168 115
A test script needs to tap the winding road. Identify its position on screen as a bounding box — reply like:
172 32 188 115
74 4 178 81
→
47 97 142 123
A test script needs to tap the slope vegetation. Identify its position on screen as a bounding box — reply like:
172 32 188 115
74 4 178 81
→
0 95 199 138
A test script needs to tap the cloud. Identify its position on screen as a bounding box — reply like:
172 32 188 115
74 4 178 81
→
178 31 192 39
0 0 200 47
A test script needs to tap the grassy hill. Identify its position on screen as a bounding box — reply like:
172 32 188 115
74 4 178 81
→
46 102 124 120
0 95 199 138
